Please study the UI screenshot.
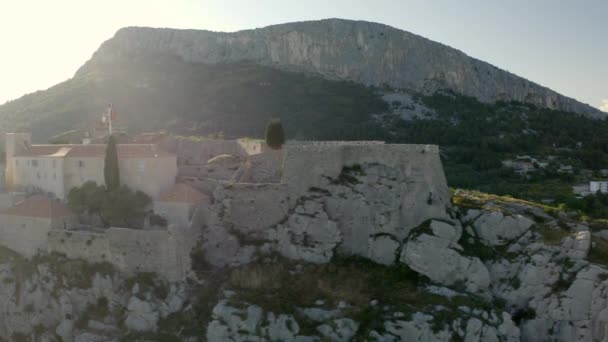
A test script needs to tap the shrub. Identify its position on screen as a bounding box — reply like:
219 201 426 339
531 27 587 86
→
104 135 120 190
67 182 151 228
264 118 285 150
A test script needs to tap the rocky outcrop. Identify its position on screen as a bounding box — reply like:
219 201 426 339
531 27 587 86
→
81 19 603 117
473 211 534 246
269 199 341 264
206 293 520 342
401 220 490 293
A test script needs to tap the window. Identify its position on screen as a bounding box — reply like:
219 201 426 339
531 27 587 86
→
138 160 145 174
37 172 40 179
53 173 56 180
31 160 38 167
15 160 18 166
52 160 56 168
78 160 85 168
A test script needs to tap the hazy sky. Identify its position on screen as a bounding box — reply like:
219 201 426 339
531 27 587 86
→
1 0 606 111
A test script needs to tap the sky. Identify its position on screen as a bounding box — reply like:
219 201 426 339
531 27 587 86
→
0 0 606 111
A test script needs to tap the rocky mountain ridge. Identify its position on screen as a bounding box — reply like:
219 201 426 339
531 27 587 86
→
80 18 603 117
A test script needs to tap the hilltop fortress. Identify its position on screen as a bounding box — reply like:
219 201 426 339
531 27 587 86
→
1 134 451 280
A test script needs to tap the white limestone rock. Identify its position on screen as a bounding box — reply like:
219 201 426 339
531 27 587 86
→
297 307 339 322
430 220 461 246
368 235 400 265
317 318 359 342
401 233 490 292
271 200 341 263
263 313 300 341
125 296 159 332
473 211 534 246
200 224 247 267
563 231 591 260
375 313 452 341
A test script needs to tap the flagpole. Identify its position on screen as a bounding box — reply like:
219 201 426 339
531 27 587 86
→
108 104 113 136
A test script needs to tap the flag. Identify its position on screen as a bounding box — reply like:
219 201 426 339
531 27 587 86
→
107 104 117 121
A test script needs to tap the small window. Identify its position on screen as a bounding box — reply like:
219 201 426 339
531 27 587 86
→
15 160 19 166
32 160 38 167
53 173 56 180
52 160 56 168
78 160 85 168
37 172 40 179
138 161 145 173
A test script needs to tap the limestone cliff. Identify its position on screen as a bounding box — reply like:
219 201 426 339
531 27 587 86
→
80 18 603 117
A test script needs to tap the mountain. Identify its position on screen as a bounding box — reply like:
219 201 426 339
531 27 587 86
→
0 18 604 144
80 18 602 117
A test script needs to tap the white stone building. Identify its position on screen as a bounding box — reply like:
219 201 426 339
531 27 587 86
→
5 133 177 200
590 181 608 194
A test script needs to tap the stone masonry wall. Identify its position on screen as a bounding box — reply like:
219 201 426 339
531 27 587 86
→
239 150 283 183
48 229 109 263
160 137 246 164
213 182 289 235
47 226 192 281
281 144 450 230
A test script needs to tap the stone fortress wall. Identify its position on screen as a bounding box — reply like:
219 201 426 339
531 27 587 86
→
0 137 450 281
47 225 194 281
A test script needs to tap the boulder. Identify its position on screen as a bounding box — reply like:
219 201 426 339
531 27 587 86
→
368 235 400 265
125 296 159 332
473 211 534 246
401 234 490 292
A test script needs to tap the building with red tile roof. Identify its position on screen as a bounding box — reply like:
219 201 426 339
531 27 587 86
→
0 194 78 257
5 133 177 200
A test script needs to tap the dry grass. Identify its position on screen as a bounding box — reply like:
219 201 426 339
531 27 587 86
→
589 237 608 266
227 257 444 314
452 189 560 214
536 225 571 246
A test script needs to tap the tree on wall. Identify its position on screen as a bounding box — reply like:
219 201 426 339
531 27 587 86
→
68 181 151 228
265 118 286 150
104 135 120 190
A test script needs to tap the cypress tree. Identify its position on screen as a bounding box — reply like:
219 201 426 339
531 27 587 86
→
104 135 120 190
265 118 286 150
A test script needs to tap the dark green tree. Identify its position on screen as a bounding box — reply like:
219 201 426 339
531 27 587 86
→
265 118 286 150
104 135 120 190
67 181 151 228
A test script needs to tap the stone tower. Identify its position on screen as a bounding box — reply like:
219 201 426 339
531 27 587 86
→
5 133 31 190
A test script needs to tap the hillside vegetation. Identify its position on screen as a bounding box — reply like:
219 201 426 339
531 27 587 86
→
0 55 387 143
1 55 607 212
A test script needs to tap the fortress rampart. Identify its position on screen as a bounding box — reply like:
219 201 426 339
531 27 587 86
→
0 138 450 280
48 226 191 281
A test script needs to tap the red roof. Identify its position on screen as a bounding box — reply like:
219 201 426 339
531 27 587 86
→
158 183 208 204
0 195 74 218
15 144 173 159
